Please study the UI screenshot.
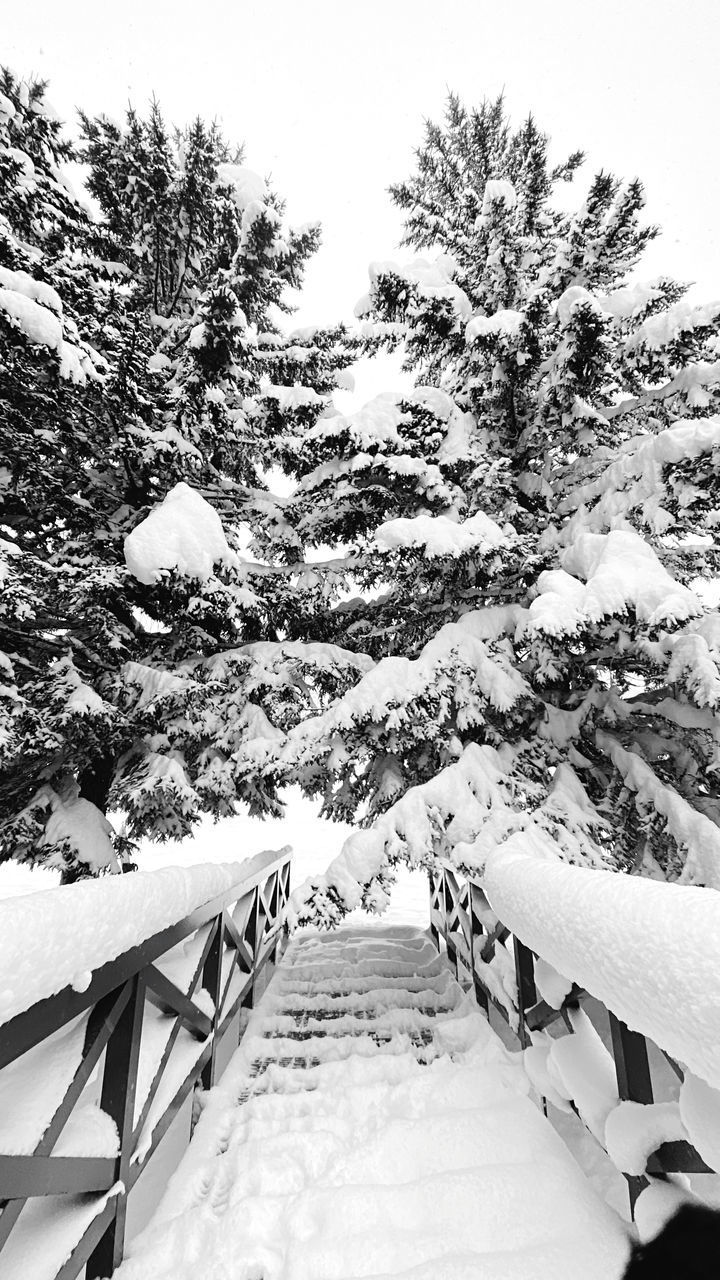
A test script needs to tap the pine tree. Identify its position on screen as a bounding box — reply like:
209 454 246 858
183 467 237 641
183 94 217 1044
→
0 73 359 878
287 94 720 924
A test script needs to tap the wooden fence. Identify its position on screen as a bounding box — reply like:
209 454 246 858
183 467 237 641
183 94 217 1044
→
429 863 713 1212
0 849 291 1279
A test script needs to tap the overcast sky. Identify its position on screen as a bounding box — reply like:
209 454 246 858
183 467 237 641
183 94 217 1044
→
4 1 719 883
6 0 720 329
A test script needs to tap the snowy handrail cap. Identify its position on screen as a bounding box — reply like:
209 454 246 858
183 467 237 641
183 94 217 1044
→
482 845 720 1091
0 847 291 1028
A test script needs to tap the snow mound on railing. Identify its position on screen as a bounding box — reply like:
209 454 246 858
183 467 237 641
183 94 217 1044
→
0 850 287 1027
483 837 720 1090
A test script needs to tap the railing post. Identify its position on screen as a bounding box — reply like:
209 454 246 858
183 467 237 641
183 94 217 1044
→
86 974 145 1280
443 871 460 976
242 886 259 1017
513 938 537 1049
200 916 224 1090
468 882 488 1014
428 871 439 950
274 859 291 965
608 1011 654 1213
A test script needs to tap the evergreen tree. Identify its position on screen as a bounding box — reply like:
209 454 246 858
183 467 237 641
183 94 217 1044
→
287 95 720 925
0 72 358 878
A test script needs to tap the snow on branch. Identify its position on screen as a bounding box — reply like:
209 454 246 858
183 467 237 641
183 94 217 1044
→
306 393 409 450
289 740 611 928
596 731 720 889
625 298 720 352
527 530 702 636
124 483 241 586
558 418 720 529
357 254 473 323
285 612 530 759
375 510 514 559
466 309 525 343
0 265 103 384
288 742 517 924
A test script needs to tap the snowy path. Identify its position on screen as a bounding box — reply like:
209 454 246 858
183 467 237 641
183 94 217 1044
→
118 926 630 1280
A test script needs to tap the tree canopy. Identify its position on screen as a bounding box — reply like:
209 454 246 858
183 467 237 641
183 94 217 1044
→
2 81 719 902
0 70 358 878
285 95 720 923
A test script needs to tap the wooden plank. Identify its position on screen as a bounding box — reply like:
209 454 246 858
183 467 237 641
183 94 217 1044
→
129 1043 213 1190
478 923 509 964
132 923 219 1148
145 966 213 1040
200 918 223 1089
647 1140 714 1175
85 975 145 1279
0 984 134 1252
223 908 254 970
609 1013 653 1103
513 938 537 1049
130 1012 186 1151
53 1198 118 1280
526 987 586 1032
0 1155 116 1198
136 922 262 1167
0 1198 24 1254
608 1011 654 1214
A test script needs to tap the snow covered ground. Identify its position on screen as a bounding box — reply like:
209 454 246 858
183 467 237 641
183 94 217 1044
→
116 927 631 1280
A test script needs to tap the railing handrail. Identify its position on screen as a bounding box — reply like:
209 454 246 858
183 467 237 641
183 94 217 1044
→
477 847 720 1089
0 845 292 1280
429 860 717 1216
0 847 290 1070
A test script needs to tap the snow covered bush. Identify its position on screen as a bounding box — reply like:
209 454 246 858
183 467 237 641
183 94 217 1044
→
289 94 720 923
0 70 358 877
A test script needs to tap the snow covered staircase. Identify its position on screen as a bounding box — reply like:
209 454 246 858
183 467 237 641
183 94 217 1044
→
116 925 629 1280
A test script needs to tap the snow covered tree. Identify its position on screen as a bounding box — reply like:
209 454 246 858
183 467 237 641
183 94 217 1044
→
0 72 359 878
287 94 720 925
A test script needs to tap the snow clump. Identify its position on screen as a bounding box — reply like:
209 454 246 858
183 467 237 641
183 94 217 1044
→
124 482 240 585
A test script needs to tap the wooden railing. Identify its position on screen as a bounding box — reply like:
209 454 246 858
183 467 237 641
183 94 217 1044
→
429 863 714 1213
0 849 291 1279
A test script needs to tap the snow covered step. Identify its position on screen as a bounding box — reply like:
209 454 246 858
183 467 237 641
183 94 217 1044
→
263 1007 458 1032
222 1065 525 1144
267 982 460 1014
260 1003 461 1036
285 941 437 967
117 928 630 1280
260 1022 439 1043
246 1033 440 1080
288 931 433 951
288 931 427 952
277 958 450 985
275 1160 622 1280
279 957 445 982
225 1097 583 1187
280 932 443 974
271 970 457 998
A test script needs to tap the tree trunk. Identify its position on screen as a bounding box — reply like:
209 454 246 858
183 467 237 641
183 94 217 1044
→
60 863 92 885
78 755 115 813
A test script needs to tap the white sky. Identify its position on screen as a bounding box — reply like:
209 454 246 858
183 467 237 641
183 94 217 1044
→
4 0 720 887
6 0 720 326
